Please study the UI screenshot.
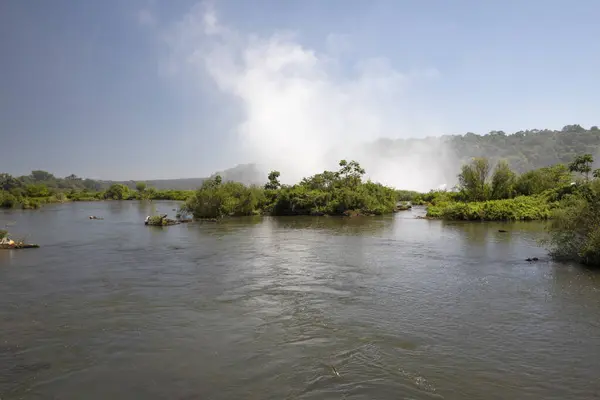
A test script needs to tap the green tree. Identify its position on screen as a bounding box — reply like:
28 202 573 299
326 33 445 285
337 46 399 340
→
182 180 260 219
136 182 147 192
491 160 516 200
338 160 365 189
593 169 600 179
264 171 281 190
25 183 50 198
30 170 55 182
568 154 593 180
515 164 572 196
458 157 491 201
104 184 130 200
0 173 20 191
546 180 600 266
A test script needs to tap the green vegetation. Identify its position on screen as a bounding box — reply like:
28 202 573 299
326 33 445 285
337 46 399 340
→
181 160 398 219
0 172 194 209
545 179 600 267
427 196 551 221
423 155 579 221
421 152 600 267
371 124 600 175
181 176 264 219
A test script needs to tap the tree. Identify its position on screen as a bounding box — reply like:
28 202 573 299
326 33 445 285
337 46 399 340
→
136 182 147 192
338 159 365 189
83 179 101 191
458 157 491 201
547 182 600 266
65 174 79 181
182 180 261 219
491 160 516 200
0 173 20 191
104 184 130 200
594 169 600 179
264 171 281 190
515 164 572 196
562 124 586 133
568 154 594 180
30 170 55 182
25 183 50 198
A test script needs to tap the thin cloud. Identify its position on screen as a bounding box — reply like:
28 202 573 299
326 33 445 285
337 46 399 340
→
162 2 452 190
137 8 156 27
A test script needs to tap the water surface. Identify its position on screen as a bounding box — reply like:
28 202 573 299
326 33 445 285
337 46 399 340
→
1 202 599 399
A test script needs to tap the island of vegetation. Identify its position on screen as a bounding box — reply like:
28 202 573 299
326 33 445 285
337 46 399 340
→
413 153 599 267
180 160 399 219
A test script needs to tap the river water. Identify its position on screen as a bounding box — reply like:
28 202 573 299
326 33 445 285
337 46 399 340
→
1 201 599 399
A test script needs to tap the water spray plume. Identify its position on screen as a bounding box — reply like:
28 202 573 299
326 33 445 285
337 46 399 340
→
167 2 457 191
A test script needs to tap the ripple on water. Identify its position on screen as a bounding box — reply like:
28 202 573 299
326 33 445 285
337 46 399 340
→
1 204 600 400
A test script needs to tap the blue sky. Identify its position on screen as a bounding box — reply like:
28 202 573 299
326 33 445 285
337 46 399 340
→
1 0 599 180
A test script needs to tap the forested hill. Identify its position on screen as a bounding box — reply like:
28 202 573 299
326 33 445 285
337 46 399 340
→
2 125 599 191
0 164 265 193
448 124 600 172
116 164 264 190
371 124 600 174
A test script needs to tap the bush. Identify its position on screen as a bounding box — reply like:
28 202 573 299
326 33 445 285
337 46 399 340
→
104 184 130 200
0 191 18 208
21 198 41 209
182 178 262 219
426 196 551 221
182 160 398 218
151 190 194 201
546 181 600 266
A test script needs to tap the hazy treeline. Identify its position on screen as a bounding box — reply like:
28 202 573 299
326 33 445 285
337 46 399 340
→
0 171 193 209
371 124 600 173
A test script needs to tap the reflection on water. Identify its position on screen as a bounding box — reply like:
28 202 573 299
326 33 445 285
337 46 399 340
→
1 202 599 400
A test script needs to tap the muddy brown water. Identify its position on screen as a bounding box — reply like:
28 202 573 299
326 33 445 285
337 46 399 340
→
1 201 599 399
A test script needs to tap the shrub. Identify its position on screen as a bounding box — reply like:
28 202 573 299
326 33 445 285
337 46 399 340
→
546 180 600 266
426 196 551 221
0 191 18 208
182 178 262 219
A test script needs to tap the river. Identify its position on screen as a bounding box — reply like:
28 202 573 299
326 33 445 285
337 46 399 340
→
1 201 599 399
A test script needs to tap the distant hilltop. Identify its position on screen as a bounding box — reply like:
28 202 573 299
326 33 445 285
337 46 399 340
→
104 164 265 190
